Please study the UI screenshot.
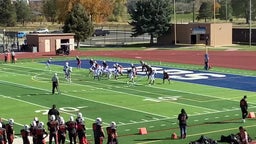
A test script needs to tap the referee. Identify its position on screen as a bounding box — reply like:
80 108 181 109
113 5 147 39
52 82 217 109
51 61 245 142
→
52 73 60 94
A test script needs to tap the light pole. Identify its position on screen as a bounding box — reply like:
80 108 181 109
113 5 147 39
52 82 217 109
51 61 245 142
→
173 0 177 45
249 0 251 48
193 0 195 23
3 29 5 52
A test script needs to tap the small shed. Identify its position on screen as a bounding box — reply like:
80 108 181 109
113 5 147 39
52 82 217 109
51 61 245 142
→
157 23 232 47
26 33 75 52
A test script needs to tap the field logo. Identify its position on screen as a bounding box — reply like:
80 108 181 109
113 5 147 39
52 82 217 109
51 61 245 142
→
123 66 226 80
35 106 87 115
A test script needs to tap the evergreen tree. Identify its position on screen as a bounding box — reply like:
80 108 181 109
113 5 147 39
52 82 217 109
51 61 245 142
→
231 0 256 24
63 3 94 49
0 0 17 26
197 2 212 22
128 0 172 45
42 0 58 23
15 1 31 26
218 0 232 21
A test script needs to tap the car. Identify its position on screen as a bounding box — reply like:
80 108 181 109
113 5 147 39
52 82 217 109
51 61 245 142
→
56 45 70 55
34 28 49 33
92 29 110 36
17 32 26 38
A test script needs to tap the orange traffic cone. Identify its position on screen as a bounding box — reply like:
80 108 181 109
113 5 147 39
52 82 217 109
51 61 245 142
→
248 112 255 118
139 127 147 135
171 133 178 139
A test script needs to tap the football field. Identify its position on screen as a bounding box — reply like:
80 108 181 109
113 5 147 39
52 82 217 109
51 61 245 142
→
1 57 256 144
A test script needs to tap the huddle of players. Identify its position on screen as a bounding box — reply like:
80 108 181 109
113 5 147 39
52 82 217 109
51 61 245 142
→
88 59 171 84
0 113 118 144
89 59 124 80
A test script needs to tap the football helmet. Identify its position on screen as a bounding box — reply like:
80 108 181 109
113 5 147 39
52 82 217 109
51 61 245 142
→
77 112 82 118
95 117 102 125
38 122 44 129
70 116 74 121
9 119 14 125
110 121 117 129
24 125 29 130
50 115 55 121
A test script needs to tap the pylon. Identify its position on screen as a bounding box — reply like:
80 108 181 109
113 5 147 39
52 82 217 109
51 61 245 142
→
248 112 255 118
139 127 147 135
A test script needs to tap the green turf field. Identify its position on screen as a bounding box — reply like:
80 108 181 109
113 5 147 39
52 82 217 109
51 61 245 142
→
1 57 256 144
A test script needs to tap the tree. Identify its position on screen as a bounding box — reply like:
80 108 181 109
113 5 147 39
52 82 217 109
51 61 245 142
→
109 0 127 22
63 3 93 49
231 0 256 24
197 2 212 22
218 0 232 21
56 0 114 23
15 1 31 26
128 0 172 45
42 0 58 23
0 0 17 26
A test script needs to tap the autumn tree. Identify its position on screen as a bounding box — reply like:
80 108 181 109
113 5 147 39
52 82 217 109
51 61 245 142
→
63 3 93 49
128 0 172 45
56 0 114 23
109 0 127 22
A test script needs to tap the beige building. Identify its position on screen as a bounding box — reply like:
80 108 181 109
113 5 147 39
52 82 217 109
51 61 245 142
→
26 33 75 52
157 23 232 47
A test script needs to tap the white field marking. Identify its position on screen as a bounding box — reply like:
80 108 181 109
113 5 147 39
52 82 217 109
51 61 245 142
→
118 122 125 125
3 68 218 117
235 114 239 116
225 115 230 117
141 119 148 122
149 126 154 128
194 120 199 122
6 63 256 106
83 81 220 112
130 120 137 123
135 124 256 144
160 124 166 127
204 118 209 120
0 94 96 125
215 117 219 119
3 65 256 121
0 79 169 119
124 129 131 131
172 123 177 125
3 70 172 118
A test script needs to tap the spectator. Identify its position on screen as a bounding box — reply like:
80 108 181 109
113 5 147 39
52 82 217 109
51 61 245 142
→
11 50 15 64
240 95 248 123
177 109 188 139
238 126 249 144
48 104 60 121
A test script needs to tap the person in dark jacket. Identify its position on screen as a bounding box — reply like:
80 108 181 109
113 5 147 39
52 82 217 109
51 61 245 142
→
177 109 188 139
240 95 248 123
